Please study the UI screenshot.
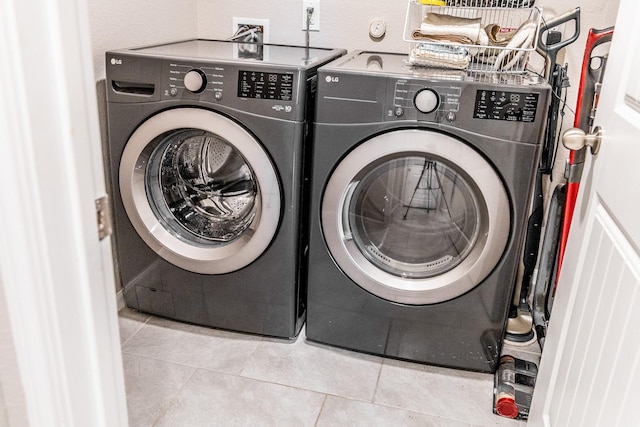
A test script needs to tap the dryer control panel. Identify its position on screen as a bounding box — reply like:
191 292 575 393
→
376 76 549 141
473 90 540 122
386 78 462 123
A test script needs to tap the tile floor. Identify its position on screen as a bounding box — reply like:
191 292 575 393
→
119 307 534 426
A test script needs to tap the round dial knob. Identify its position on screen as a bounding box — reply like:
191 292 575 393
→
184 69 207 93
414 88 439 114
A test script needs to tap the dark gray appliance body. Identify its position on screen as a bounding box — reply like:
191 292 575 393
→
105 39 345 338
306 51 550 371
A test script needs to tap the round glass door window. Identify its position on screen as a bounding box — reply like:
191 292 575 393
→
348 156 480 279
322 130 510 304
120 108 280 274
145 129 258 246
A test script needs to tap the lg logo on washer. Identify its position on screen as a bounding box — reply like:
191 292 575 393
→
325 75 339 83
110 58 123 65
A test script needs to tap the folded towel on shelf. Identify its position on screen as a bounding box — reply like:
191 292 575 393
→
409 43 471 70
414 13 489 46
411 31 475 45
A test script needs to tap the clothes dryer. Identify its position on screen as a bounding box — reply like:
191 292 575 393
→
106 39 345 338
306 51 550 371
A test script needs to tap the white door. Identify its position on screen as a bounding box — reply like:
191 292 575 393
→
0 0 128 425
529 0 640 424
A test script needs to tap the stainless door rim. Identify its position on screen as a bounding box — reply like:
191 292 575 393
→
119 107 281 274
321 129 510 304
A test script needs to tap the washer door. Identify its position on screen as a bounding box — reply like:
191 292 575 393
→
119 108 280 274
322 129 510 304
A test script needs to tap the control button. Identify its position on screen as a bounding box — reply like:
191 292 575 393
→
446 111 456 122
184 69 207 93
394 107 404 117
414 88 439 114
169 87 178 97
214 91 223 101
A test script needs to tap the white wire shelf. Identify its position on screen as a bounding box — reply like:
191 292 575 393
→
403 0 542 73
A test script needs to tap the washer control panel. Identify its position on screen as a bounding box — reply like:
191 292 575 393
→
158 60 305 120
165 62 298 103
166 62 227 100
237 70 294 100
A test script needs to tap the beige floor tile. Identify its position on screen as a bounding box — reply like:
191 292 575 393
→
240 330 382 402
119 310 527 426
118 308 151 345
122 315 263 374
122 353 196 427
155 369 325 427
317 396 474 427
374 359 526 426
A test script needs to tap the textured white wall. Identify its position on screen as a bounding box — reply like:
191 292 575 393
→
87 0 198 81
196 0 407 52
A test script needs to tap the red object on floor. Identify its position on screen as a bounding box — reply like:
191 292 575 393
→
496 396 519 419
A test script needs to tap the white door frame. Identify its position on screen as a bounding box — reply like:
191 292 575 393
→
0 0 127 425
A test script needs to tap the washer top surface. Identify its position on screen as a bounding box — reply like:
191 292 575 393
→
119 39 343 69
324 50 547 87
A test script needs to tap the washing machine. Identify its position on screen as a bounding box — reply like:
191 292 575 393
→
105 39 345 338
306 51 550 371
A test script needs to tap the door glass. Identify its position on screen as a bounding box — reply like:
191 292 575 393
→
145 129 258 246
348 155 482 278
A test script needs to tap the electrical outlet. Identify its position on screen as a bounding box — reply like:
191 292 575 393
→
302 1 320 32
232 17 270 43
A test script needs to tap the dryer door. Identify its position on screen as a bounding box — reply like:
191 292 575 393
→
322 129 510 304
119 108 280 274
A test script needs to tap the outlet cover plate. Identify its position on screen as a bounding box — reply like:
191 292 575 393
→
302 1 320 31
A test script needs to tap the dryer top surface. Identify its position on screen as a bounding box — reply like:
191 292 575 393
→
114 39 345 70
324 51 548 87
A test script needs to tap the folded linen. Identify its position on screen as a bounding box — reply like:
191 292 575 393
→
409 43 471 69
411 31 475 45
415 13 489 46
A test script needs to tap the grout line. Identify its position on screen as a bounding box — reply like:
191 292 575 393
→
370 358 385 404
150 365 199 427
119 310 152 348
313 394 329 427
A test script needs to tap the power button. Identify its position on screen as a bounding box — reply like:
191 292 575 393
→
394 107 404 117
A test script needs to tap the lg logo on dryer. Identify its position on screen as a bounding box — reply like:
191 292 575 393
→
325 75 339 83
110 58 123 65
